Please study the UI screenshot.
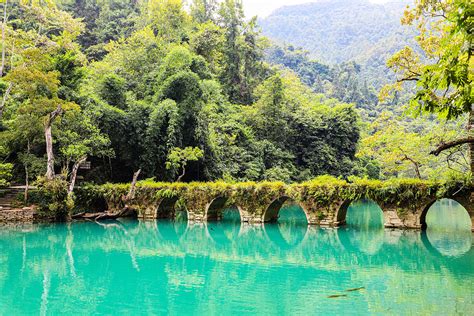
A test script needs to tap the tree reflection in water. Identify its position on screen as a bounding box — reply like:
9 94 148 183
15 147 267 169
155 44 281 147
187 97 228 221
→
0 201 473 315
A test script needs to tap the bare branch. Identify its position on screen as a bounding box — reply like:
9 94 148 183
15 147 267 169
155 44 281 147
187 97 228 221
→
430 138 474 156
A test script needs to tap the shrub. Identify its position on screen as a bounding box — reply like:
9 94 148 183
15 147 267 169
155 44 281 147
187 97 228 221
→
35 177 73 220
0 163 13 188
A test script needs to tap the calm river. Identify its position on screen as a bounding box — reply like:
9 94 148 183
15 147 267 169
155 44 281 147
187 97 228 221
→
0 200 472 315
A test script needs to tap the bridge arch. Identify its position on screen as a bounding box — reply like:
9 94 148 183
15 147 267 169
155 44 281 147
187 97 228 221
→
205 196 243 222
262 196 309 224
336 199 384 228
420 198 472 231
154 197 187 220
335 200 353 225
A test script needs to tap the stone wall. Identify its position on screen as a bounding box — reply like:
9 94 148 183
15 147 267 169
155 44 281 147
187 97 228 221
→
0 208 36 223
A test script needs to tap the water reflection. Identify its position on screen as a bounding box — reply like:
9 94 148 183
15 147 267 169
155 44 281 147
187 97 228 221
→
419 199 472 256
339 200 385 254
0 200 472 315
267 204 308 248
338 227 384 255
425 199 471 231
422 230 472 257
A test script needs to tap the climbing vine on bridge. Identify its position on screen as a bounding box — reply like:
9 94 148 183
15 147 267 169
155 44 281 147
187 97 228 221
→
75 176 470 218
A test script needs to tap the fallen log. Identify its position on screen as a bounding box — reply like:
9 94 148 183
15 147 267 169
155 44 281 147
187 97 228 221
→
73 169 142 221
73 208 136 221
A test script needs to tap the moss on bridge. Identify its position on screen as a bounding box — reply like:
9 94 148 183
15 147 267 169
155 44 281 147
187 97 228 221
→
75 176 473 229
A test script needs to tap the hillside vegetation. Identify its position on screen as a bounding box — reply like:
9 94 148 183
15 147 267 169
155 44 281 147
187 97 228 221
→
260 0 416 88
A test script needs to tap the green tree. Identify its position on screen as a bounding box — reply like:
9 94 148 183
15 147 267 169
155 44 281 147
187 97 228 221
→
190 0 218 23
61 0 140 60
57 112 113 195
166 146 204 181
383 0 473 177
4 2 84 179
217 0 267 104
358 112 469 180
99 74 127 109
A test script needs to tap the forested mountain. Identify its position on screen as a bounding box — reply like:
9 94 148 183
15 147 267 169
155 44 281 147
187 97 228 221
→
266 45 382 119
261 0 469 181
260 0 415 88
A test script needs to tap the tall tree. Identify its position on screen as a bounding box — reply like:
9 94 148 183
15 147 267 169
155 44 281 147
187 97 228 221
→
5 2 84 179
217 0 266 104
190 0 218 23
383 0 473 178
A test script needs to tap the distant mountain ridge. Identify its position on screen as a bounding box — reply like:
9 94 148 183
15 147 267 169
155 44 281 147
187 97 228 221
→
260 0 414 65
259 0 417 91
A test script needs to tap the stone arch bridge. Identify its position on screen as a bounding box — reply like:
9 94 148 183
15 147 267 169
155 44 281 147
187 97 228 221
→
86 179 474 230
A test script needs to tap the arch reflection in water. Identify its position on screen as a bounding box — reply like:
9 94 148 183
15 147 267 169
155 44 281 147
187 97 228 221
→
206 207 242 246
424 198 471 232
337 226 385 255
422 229 472 257
339 200 385 255
264 204 308 249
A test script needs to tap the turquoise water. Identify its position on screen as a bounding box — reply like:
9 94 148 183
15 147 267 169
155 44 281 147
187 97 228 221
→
0 201 473 315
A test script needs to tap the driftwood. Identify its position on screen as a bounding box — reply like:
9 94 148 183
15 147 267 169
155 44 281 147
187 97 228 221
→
73 169 141 221
73 206 138 221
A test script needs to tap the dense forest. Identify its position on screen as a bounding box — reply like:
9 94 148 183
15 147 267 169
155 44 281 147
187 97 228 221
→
0 0 471 199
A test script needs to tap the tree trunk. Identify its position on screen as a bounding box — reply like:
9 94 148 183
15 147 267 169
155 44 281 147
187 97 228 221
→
68 156 87 196
0 82 11 119
44 123 55 180
176 166 185 182
0 0 7 77
126 169 141 201
44 105 63 180
402 154 421 179
24 164 29 202
24 140 30 203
